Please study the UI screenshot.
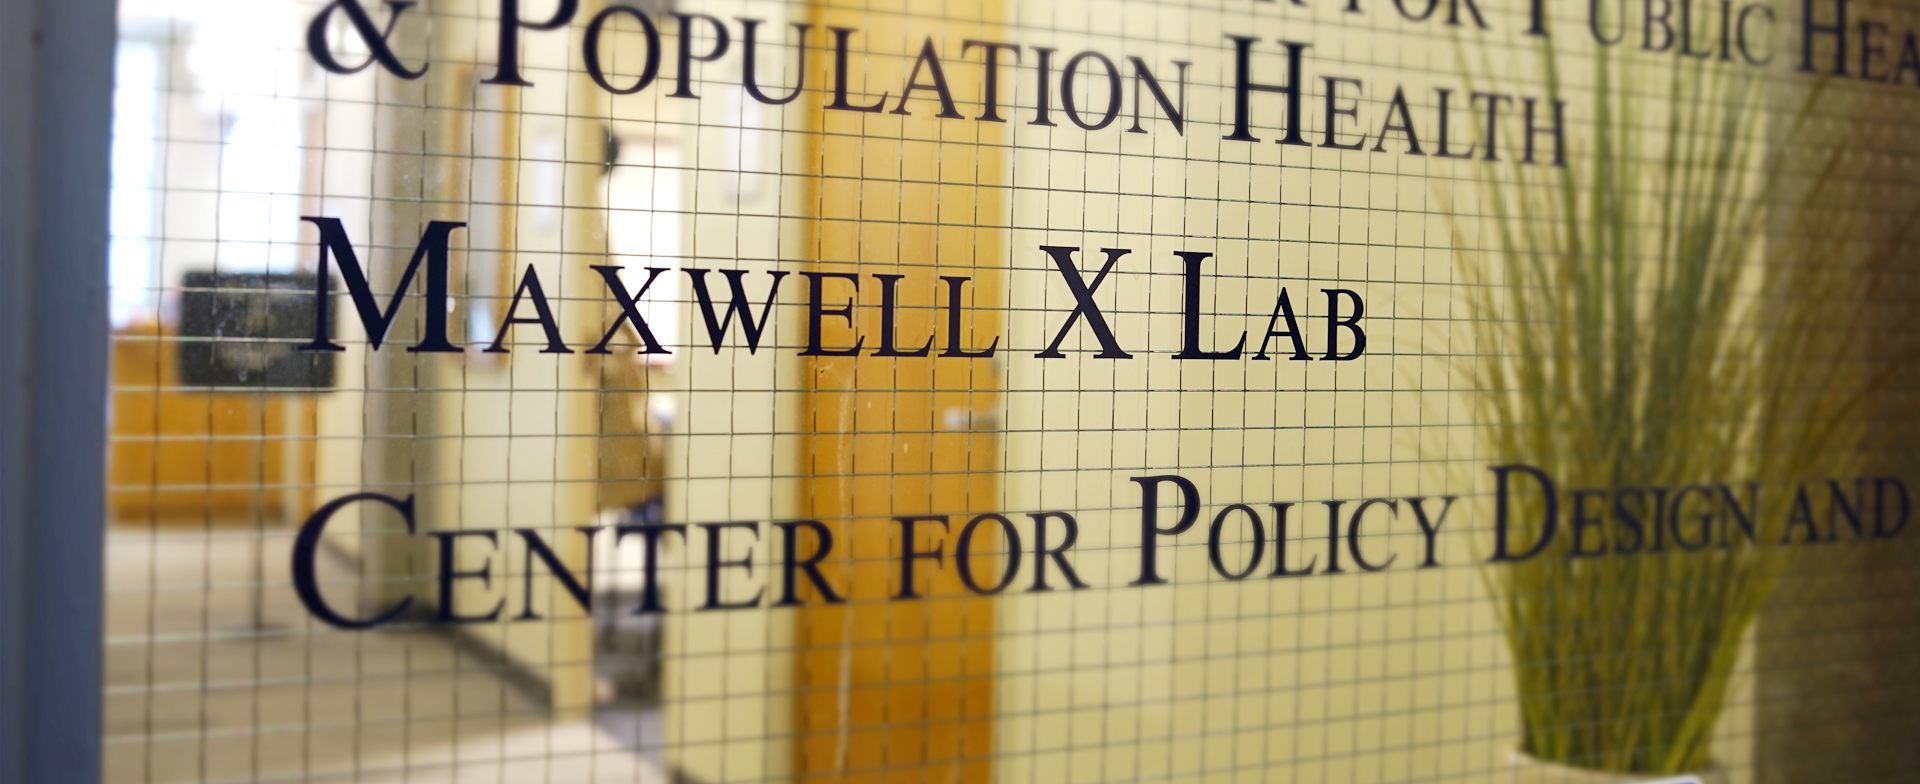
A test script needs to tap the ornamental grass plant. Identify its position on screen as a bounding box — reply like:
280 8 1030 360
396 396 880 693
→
1454 23 1916 777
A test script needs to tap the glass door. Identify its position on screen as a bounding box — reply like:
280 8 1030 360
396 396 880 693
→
87 1 1920 783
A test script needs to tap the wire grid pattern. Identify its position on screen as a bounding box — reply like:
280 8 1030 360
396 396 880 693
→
98 0 1920 783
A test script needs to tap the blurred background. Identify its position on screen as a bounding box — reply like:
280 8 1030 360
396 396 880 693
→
97 0 1920 783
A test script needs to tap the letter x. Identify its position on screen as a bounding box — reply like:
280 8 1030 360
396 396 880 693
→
587 266 671 355
306 0 427 78
1036 246 1133 359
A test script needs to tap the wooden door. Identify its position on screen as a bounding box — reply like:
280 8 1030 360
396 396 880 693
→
794 2 1009 782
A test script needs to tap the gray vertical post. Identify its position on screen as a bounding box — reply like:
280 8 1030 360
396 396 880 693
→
0 0 115 779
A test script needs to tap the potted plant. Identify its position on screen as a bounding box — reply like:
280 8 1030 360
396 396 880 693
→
1455 26 1911 783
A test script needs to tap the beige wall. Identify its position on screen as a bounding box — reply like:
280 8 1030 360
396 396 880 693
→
306 0 604 712
987 3 1764 782
995 3 1498 779
650 1 809 779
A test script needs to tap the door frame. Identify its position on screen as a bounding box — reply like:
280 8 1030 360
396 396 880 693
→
0 0 115 781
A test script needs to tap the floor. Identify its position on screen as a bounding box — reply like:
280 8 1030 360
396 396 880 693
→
102 528 668 784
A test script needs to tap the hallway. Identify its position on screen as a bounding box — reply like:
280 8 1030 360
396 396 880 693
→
102 530 667 784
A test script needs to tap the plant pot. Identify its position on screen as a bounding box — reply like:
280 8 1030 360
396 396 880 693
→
1499 750 1723 784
